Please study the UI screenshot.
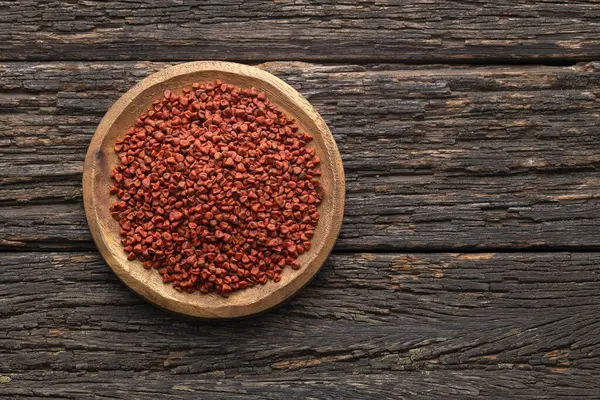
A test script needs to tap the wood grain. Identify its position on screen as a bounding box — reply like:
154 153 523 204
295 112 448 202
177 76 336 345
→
2 62 600 250
3 1 600 396
83 61 344 318
2 1 600 62
1 251 599 398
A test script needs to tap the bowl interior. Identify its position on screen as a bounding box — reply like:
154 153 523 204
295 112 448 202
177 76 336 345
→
86 62 343 318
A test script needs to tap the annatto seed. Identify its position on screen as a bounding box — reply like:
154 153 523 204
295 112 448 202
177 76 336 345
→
110 80 322 297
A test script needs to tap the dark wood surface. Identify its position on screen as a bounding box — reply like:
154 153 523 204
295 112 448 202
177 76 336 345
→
2 2 600 399
3 0 600 63
3 62 600 251
2 252 600 399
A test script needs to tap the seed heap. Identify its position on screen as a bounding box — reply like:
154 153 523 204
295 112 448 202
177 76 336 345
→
110 80 323 297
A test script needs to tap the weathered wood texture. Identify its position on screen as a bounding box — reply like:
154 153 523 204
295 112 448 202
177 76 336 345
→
3 2 600 398
1 251 599 398
2 62 600 250
2 1 600 63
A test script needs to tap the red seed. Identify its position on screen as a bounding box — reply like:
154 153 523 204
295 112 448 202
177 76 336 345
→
110 80 322 297
169 211 184 221
186 255 197 266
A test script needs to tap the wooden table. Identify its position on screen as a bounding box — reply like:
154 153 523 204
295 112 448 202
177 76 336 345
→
2 1 600 398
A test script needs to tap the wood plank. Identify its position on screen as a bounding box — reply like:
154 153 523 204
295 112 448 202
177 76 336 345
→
1 251 599 398
2 62 600 250
2 1 600 62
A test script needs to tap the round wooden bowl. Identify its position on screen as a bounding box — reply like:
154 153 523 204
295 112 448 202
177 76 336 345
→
83 61 345 319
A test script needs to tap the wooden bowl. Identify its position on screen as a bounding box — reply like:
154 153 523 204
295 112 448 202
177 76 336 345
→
83 61 345 318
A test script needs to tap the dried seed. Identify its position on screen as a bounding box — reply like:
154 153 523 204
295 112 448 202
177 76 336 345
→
110 80 323 297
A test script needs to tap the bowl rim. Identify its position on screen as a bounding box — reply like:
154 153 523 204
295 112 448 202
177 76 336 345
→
83 61 345 318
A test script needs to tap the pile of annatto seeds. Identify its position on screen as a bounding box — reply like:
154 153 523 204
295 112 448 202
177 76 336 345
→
110 80 323 297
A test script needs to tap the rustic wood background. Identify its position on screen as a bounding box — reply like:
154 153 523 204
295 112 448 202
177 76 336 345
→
2 1 600 399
